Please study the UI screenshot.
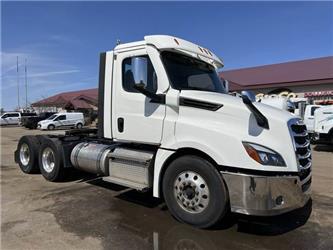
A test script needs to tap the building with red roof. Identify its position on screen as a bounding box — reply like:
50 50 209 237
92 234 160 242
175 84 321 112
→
220 56 333 104
32 88 98 112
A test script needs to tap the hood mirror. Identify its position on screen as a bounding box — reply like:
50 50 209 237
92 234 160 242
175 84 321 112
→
221 79 229 93
241 91 256 103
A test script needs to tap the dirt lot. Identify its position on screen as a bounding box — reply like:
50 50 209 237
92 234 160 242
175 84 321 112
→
1 126 333 250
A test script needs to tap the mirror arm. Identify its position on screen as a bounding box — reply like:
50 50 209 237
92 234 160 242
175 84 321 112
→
242 96 269 129
133 85 165 104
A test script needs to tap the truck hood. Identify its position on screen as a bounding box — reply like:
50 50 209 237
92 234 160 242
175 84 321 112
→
38 119 51 124
176 90 299 172
180 90 295 124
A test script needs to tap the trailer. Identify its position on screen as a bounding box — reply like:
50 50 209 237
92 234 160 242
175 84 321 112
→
14 35 312 228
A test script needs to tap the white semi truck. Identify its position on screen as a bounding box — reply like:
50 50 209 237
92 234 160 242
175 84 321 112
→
313 105 333 144
14 35 312 228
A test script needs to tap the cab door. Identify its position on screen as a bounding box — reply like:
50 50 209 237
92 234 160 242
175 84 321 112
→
54 114 66 128
112 48 166 144
304 105 321 131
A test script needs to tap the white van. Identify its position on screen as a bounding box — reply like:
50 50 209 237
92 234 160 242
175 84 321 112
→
37 112 84 130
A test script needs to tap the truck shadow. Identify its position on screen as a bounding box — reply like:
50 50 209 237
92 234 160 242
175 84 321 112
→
85 177 312 236
234 199 312 235
313 144 333 152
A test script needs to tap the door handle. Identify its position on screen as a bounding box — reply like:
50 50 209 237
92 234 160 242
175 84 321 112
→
118 118 124 133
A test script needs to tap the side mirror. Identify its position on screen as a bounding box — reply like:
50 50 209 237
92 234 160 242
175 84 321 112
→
222 79 229 93
241 91 256 103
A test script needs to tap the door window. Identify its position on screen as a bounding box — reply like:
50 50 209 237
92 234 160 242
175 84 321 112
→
311 107 320 116
55 115 66 121
122 56 157 93
5 113 19 118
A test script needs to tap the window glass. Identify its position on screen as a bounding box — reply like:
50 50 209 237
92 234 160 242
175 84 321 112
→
55 115 66 121
2 114 8 118
47 114 57 120
311 107 320 116
122 56 157 93
161 51 226 94
8 113 19 117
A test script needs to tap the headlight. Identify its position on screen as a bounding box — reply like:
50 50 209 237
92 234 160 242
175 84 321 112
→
242 142 286 167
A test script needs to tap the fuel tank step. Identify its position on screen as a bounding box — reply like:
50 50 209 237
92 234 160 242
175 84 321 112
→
106 147 155 190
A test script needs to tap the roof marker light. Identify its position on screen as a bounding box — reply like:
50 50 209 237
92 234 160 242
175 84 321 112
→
174 38 179 45
198 47 203 52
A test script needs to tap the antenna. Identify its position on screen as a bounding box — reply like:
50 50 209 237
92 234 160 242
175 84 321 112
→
17 56 20 109
116 39 121 45
25 59 28 110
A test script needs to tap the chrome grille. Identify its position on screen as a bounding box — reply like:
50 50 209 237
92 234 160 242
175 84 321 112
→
289 119 312 182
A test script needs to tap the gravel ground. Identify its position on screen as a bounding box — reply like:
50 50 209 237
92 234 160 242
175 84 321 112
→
1 126 333 250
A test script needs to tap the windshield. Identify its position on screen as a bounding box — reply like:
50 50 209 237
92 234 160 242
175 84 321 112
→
47 114 57 120
161 51 226 94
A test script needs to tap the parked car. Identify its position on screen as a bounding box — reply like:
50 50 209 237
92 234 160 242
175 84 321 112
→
37 112 84 130
22 112 56 129
0 112 37 126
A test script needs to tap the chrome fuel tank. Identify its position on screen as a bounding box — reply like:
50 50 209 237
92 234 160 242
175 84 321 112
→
70 142 116 175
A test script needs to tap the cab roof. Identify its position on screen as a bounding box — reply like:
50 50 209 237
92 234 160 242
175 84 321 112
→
114 35 223 67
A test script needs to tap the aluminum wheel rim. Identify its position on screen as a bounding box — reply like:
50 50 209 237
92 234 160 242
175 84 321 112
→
19 143 30 166
42 147 55 173
174 171 210 213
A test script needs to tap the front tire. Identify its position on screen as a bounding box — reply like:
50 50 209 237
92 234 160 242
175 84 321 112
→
162 155 228 228
47 124 55 130
16 136 40 174
76 123 83 129
38 138 64 181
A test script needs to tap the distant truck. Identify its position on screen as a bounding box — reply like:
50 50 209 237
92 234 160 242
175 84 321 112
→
14 35 311 228
0 112 37 126
37 112 84 130
312 105 333 144
22 112 56 129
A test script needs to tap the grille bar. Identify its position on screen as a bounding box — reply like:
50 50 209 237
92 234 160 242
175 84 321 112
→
289 119 312 184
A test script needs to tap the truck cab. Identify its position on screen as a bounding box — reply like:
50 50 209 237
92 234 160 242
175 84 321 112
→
15 35 312 228
304 104 322 132
313 105 333 144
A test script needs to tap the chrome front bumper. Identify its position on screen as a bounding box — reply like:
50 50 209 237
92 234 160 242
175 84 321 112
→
222 171 311 216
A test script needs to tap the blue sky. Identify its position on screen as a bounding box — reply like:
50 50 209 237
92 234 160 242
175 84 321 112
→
1 1 333 110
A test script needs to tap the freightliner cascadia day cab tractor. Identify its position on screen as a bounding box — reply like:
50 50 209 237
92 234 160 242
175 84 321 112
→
14 35 312 228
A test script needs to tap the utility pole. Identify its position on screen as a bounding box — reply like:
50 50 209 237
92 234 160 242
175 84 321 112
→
25 58 28 110
17 56 20 110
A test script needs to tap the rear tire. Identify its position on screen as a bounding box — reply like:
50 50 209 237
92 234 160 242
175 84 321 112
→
16 136 40 174
162 155 228 228
38 138 65 181
47 124 55 130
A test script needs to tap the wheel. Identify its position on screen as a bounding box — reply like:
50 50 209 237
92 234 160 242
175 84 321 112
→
38 138 64 181
76 123 83 129
47 124 55 130
162 155 228 228
16 136 40 174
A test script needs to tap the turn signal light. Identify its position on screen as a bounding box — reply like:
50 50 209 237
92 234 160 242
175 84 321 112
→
243 143 261 163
